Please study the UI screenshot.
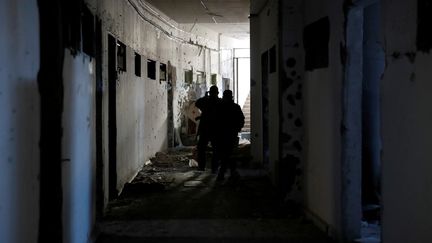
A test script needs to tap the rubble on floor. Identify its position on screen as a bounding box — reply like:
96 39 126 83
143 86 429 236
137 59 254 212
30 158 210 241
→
98 145 334 243
120 147 196 197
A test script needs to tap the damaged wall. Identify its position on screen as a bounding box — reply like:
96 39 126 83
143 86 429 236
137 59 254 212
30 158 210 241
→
84 0 228 197
303 0 344 238
0 0 234 242
381 0 432 242
278 0 305 199
250 0 280 184
0 1 40 242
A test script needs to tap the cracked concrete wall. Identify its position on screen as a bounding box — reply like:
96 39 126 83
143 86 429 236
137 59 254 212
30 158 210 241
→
381 1 432 242
0 1 40 243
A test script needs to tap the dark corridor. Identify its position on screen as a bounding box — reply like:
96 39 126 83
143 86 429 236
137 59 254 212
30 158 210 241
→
96 148 333 243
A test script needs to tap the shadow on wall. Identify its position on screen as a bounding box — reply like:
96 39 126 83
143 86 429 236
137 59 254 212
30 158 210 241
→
9 81 40 243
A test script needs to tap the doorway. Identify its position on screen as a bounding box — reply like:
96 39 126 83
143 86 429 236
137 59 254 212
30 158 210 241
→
261 51 269 165
233 48 251 134
108 34 118 199
342 0 384 241
95 18 104 218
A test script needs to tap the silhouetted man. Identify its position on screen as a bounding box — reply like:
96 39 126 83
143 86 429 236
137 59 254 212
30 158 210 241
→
195 85 221 172
215 90 245 181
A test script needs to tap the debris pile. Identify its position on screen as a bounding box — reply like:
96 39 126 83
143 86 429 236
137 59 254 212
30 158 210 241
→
120 148 195 197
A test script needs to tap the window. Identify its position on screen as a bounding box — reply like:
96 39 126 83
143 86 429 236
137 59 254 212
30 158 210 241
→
303 16 330 71
160 63 167 81
117 41 126 72
184 70 193 84
135 53 141 77
196 71 205 84
211 74 217 85
147 59 156 79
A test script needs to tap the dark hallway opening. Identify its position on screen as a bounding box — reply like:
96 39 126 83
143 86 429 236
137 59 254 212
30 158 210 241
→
261 51 270 166
343 0 384 241
95 17 104 219
108 34 118 200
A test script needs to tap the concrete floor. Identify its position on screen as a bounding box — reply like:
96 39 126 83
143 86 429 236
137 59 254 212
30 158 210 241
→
96 147 334 243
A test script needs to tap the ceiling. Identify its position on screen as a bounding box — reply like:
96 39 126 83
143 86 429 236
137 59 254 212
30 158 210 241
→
144 0 250 39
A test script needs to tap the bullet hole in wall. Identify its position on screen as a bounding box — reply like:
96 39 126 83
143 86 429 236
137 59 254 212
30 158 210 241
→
405 52 416 63
294 118 303 127
287 58 296 68
303 16 330 71
391 52 401 60
287 95 296 106
281 133 292 142
281 75 294 90
291 70 297 76
288 113 294 119
293 140 302 152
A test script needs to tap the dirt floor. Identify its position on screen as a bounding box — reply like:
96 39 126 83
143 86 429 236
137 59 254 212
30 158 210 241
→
96 144 334 243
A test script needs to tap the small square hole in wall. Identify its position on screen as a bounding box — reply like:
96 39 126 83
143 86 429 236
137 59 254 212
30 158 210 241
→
117 41 126 72
417 0 432 52
303 16 330 71
196 71 205 84
160 63 167 81
211 74 217 85
147 59 156 80
135 52 141 77
184 70 193 84
269 45 276 73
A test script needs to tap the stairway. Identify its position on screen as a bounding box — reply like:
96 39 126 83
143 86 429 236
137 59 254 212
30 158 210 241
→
241 93 251 132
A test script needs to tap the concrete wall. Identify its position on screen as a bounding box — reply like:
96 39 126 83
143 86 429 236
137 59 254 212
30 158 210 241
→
0 1 40 243
278 0 305 199
0 0 232 242
62 51 97 243
381 1 432 242
86 0 229 194
302 0 344 237
250 0 279 183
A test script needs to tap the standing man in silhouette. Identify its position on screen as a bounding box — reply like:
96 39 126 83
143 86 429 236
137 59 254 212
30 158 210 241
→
215 90 245 181
195 85 221 172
